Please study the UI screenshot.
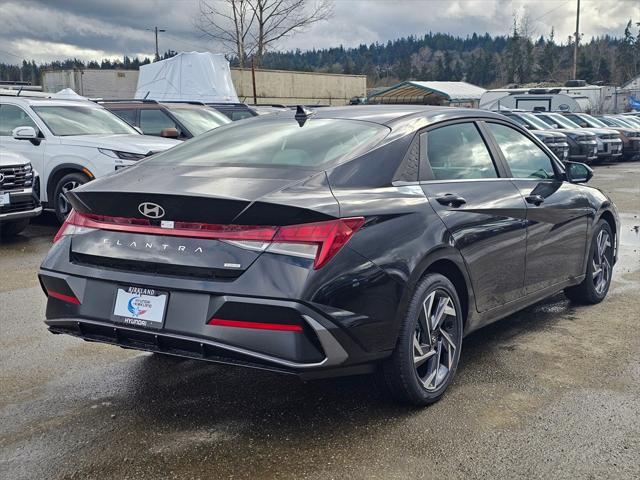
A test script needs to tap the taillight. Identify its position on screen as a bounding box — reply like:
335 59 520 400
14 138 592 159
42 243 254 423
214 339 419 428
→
271 217 365 269
54 211 364 269
53 210 98 243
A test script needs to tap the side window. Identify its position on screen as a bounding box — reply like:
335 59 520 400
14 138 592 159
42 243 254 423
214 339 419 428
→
0 104 39 136
486 123 556 180
424 122 498 180
111 109 137 126
564 114 588 128
139 109 178 135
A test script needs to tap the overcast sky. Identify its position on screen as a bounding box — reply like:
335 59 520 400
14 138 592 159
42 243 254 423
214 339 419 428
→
1 0 638 65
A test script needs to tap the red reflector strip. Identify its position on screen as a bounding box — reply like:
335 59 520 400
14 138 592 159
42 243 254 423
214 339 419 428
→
47 290 81 305
208 318 303 332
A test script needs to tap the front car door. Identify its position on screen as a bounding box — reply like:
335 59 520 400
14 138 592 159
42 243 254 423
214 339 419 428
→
0 103 46 179
419 121 528 312
483 121 590 294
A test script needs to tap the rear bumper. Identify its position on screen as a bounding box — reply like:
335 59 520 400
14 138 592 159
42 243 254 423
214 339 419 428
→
38 264 385 378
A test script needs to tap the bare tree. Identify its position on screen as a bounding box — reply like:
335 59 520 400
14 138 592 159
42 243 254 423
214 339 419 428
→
195 0 256 67
195 0 333 67
250 0 333 64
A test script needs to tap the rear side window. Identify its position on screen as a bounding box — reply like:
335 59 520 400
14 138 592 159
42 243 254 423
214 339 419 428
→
425 123 497 180
112 109 137 126
486 123 556 179
140 109 179 135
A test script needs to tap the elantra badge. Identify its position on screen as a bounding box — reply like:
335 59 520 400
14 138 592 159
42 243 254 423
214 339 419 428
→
138 202 165 219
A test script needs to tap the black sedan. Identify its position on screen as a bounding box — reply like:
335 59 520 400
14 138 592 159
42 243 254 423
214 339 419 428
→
39 106 619 406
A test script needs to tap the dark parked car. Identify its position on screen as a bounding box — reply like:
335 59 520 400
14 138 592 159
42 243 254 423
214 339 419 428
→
40 106 619 406
205 102 258 121
99 100 230 140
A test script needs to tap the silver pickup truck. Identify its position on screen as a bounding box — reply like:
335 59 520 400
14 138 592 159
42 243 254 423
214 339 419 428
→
0 147 42 237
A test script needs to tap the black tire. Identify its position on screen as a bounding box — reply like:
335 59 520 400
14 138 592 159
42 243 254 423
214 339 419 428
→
380 273 464 406
53 172 89 224
0 219 30 237
564 219 614 304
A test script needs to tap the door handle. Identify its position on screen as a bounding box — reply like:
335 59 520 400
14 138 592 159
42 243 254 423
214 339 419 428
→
525 194 545 206
435 194 467 208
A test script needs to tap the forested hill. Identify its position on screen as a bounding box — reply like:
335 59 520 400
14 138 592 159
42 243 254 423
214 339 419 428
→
257 24 639 88
1 22 638 89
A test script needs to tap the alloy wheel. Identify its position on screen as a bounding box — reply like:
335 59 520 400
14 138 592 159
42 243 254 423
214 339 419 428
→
592 229 612 295
413 289 458 391
58 180 80 217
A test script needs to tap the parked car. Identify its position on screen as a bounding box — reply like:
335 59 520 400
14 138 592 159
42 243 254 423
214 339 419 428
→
0 92 180 222
612 114 640 129
205 103 258 121
251 105 289 116
533 112 623 162
0 147 41 237
502 111 596 163
40 106 619 406
593 115 640 161
99 100 231 140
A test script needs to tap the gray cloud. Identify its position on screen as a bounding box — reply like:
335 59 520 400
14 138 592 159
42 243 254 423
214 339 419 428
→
0 0 638 64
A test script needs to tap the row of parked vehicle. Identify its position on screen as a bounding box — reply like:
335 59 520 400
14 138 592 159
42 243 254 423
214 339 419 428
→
1 87 639 238
500 110 640 164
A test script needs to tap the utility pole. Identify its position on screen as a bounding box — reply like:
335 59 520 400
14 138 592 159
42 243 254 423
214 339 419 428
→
147 26 166 61
572 0 580 79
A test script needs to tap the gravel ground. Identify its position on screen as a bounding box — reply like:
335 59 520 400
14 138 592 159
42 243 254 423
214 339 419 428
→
1 162 639 480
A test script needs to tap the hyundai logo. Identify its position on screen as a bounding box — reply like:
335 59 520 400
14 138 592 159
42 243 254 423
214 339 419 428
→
138 202 165 219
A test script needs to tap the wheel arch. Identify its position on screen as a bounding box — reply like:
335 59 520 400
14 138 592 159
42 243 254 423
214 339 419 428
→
46 164 93 204
400 247 476 331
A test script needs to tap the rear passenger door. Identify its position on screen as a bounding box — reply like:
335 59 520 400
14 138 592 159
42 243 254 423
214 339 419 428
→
419 121 528 312
483 122 589 293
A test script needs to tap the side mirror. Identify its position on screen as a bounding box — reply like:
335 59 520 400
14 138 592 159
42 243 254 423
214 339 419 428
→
160 127 179 139
12 126 41 145
565 161 593 183
12 126 38 140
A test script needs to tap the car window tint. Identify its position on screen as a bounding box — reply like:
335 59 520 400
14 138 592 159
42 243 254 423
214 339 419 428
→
112 109 137 126
139 109 179 135
487 123 555 180
425 123 497 180
0 104 38 135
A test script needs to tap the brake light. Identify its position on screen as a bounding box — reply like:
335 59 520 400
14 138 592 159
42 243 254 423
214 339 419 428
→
54 211 364 269
208 318 303 332
272 217 365 269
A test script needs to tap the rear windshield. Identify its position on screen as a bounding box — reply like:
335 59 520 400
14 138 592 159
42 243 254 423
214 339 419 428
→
146 117 389 168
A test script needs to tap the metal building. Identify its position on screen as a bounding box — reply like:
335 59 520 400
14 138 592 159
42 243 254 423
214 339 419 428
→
368 81 486 107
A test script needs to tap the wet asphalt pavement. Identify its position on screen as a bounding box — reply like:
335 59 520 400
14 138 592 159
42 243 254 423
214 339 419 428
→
1 162 639 480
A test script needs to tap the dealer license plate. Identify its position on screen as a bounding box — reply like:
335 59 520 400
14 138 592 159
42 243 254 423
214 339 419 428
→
113 286 168 329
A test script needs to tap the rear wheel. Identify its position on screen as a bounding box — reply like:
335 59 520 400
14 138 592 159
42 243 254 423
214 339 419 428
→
0 219 30 237
380 273 463 406
53 172 89 223
564 219 614 304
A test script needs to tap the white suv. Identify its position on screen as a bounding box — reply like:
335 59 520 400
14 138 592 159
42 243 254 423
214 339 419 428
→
0 92 180 222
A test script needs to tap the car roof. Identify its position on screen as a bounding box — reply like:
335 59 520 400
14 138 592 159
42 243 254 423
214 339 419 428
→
291 105 511 128
0 95 102 108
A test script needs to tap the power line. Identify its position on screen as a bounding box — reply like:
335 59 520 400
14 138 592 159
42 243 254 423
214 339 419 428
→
531 0 571 23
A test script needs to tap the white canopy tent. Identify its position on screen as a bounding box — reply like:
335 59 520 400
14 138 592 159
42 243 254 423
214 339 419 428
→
135 52 239 103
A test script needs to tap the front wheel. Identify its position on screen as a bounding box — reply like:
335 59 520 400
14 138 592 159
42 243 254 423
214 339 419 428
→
564 219 614 304
380 273 463 406
53 172 89 223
